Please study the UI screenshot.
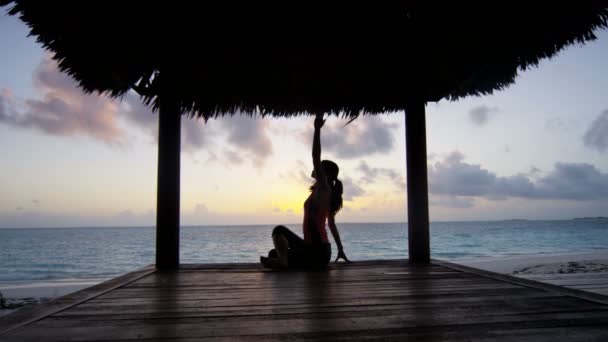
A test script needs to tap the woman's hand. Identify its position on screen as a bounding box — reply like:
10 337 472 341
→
335 249 351 263
314 113 325 130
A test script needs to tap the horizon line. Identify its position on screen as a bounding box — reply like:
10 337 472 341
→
1 217 606 229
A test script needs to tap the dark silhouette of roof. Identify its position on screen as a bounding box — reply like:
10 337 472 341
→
2 2 607 118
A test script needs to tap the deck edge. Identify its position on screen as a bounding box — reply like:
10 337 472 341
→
0 264 156 336
432 259 608 306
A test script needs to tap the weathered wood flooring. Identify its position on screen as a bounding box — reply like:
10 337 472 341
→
1 260 608 341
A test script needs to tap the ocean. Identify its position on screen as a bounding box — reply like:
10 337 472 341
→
1 219 607 283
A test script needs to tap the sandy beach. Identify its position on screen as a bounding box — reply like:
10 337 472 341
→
458 251 608 275
0 279 103 317
458 251 608 296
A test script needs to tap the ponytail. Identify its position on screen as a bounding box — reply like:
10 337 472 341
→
330 178 343 216
311 160 343 215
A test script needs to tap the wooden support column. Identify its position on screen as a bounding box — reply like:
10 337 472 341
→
405 100 430 263
156 94 181 270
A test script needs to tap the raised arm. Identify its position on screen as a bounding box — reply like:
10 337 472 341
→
312 113 329 190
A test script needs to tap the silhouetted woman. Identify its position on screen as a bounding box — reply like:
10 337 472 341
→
261 113 350 270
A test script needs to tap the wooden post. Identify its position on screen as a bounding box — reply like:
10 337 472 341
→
405 100 430 263
156 94 181 270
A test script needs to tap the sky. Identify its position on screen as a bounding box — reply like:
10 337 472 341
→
1 11 608 227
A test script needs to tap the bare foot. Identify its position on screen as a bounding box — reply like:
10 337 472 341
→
260 256 287 270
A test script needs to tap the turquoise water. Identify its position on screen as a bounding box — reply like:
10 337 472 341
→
0 220 607 282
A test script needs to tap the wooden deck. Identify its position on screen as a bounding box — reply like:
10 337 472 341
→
1 260 608 341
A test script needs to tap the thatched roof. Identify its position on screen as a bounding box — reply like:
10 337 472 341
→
2 2 607 119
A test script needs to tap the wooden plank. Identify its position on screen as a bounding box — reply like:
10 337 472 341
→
95 284 514 300
87 284 523 305
97 279 520 299
6 310 608 341
150 265 458 276
105 278 518 293
142 267 466 279
59 290 552 314
62 296 556 318
0 265 156 336
37 305 608 328
125 276 476 289
70 288 541 311
44 311 608 331
126 271 472 287
82 325 608 342
71 325 608 342
178 259 418 270
107 275 497 289
53 295 583 320
176 261 450 271
57 292 561 317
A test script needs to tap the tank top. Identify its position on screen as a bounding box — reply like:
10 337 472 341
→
302 194 329 244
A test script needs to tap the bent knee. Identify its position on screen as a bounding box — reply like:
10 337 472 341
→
272 225 288 237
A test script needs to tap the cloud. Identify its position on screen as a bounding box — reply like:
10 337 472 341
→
583 110 608 153
224 149 244 164
206 151 220 164
219 115 273 166
119 93 156 136
181 119 210 152
0 58 126 145
193 203 210 215
428 151 608 202
357 161 406 189
319 117 398 158
341 177 365 201
278 160 315 187
120 92 213 152
0 89 17 119
0 56 215 152
429 151 534 199
535 162 608 200
525 166 542 178
469 105 499 126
